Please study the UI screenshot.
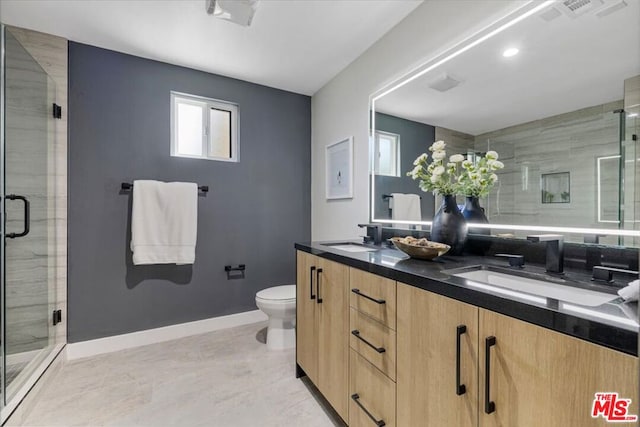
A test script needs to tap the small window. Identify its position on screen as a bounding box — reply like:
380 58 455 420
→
171 92 239 162
374 131 401 177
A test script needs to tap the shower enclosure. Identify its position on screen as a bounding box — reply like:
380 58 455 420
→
0 25 64 419
477 98 639 247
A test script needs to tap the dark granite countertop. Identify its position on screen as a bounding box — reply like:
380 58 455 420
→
295 240 639 356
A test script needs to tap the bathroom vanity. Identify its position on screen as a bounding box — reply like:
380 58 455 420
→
295 242 638 427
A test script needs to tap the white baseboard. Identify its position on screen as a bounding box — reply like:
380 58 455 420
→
6 349 42 367
66 310 268 361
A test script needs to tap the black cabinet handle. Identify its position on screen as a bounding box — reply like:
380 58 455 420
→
316 268 323 304
351 288 385 304
485 336 496 414
309 266 316 300
351 393 385 427
351 330 385 353
456 325 467 396
5 194 30 239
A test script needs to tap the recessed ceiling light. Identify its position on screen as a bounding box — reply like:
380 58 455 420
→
503 47 520 57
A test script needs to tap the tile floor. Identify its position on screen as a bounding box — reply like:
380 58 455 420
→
10 322 344 427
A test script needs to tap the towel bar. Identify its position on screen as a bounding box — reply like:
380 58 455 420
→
121 182 209 193
382 194 421 200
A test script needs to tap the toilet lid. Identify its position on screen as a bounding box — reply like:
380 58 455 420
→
256 285 296 301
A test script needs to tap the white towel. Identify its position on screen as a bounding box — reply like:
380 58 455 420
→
618 279 640 302
130 180 198 265
391 193 422 228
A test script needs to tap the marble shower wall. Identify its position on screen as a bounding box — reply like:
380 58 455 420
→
474 101 625 245
4 26 68 354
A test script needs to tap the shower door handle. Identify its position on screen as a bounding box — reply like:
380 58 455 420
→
5 194 30 238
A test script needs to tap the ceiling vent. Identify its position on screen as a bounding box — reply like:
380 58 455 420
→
596 0 628 18
556 0 604 18
428 74 462 92
539 7 563 22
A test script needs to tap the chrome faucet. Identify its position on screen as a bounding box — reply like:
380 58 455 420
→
358 223 383 245
527 234 564 274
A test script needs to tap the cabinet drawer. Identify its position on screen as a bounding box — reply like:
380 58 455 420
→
350 308 396 381
350 268 396 330
350 349 396 427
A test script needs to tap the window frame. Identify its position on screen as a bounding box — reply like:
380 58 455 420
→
374 130 401 177
170 91 239 162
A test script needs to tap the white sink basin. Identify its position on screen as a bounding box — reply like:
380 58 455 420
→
325 243 378 253
453 269 618 307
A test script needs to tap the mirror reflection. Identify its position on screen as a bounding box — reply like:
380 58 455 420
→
371 1 640 246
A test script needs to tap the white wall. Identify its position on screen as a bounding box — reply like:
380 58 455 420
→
311 0 527 240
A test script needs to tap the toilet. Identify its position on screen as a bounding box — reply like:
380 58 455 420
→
255 285 296 350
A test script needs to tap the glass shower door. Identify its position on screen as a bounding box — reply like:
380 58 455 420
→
1 26 59 406
622 111 639 247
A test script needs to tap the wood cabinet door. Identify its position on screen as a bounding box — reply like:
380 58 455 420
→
296 251 318 383
397 283 479 427
479 309 639 427
317 257 350 421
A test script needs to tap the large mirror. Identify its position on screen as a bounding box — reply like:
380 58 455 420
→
370 1 640 246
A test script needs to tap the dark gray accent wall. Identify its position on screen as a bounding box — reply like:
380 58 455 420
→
68 42 311 342
374 112 435 220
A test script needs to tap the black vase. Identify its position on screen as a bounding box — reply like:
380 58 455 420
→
462 196 491 254
430 195 467 255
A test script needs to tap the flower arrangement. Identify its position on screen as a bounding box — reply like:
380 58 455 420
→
458 151 504 198
408 141 504 197
408 140 463 195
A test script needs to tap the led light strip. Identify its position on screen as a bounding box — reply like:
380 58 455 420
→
596 155 621 224
370 218 640 237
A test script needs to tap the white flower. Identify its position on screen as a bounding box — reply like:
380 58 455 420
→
432 150 446 161
490 160 504 170
432 166 445 176
449 154 464 163
430 140 446 152
446 162 456 169
430 175 440 184
462 160 473 169
409 165 422 179
490 173 498 182
413 153 428 166
486 150 499 160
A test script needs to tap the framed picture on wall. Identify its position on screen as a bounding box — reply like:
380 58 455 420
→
326 137 353 200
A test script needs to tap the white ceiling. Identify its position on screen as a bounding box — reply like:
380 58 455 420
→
0 0 422 96
376 0 640 135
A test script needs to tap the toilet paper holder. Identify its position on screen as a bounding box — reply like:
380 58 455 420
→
225 264 246 280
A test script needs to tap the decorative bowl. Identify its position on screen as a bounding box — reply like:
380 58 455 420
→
390 237 451 260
